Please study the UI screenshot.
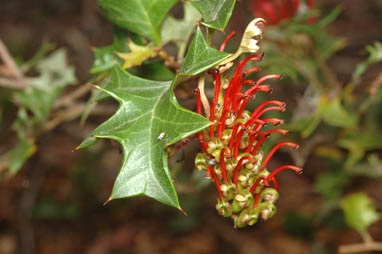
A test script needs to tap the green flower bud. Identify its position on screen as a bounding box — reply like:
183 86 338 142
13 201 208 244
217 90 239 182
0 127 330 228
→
216 198 232 217
195 153 208 171
222 129 233 145
258 202 277 220
236 209 251 228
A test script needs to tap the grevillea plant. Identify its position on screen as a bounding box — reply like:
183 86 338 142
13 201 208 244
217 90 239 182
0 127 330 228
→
74 0 304 228
193 20 302 228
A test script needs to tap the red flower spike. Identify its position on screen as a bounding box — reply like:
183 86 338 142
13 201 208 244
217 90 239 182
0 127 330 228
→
233 128 248 158
231 80 256 112
236 86 273 119
246 105 285 127
209 103 215 138
249 176 266 193
261 118 285 126
228 54 263 110
243 84 272 98
244 66 261 75
245 132 260 153
194 88 202 115
265 165 303 182
209 166 224 200
220 31 237 52
250 133 270 156
233 156 256 185
270 176 279 190
252 189 264 207
193 33 300 226
257 74 282 85
260 142 299 172
197 133 208 153
220 148 231 183
228 122 247 151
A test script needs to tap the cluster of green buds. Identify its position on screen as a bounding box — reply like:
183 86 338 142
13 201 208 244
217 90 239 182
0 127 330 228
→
193 20 302 228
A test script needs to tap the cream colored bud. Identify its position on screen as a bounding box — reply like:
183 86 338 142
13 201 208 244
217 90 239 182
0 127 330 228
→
225 117 235 127
238 175 247 183
235 194 246 202
220 184 228 192
241 214 250 224
222 77 230 89
263 193 276 202
261 208 272 220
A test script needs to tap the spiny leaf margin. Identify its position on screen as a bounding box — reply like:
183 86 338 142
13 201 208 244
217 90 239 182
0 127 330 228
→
78 66 211 208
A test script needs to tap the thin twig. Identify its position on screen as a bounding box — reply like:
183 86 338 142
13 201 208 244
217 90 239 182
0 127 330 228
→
156 48 181 70
0 76 26 89
0 39 24 80
54 83 92 108
358 72 382 114
338 241 382 254
0 64 15 77
0 39 27 90
198 72 210 118
44 103 116 132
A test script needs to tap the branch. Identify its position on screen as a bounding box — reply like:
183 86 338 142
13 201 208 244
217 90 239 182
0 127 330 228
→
44 103 116 132
0 38 27 89
0 76 26 89
54 83 92 108
338 241 382 254
0 39 24 80
156 48 180 70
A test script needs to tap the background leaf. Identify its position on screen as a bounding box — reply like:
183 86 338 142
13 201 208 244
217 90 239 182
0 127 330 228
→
14 49 76 123
97 0 178 44
161 3 201 59
1 48 76 175
180 27 230 75
342 192 380 235
79 66 211 208
5 136 36 174
190 0 235 31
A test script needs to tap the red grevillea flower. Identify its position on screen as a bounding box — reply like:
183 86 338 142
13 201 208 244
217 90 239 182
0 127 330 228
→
194 31 302 228
251 0 316 25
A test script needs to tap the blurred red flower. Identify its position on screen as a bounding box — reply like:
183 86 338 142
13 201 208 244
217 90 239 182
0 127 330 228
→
251 0 316 25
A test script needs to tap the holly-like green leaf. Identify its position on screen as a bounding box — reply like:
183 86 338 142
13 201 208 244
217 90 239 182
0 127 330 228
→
180 27 230 75
97 0 177 44
190 0 235 31
161 3 201 59
342 192 380 235
79 66 210 208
